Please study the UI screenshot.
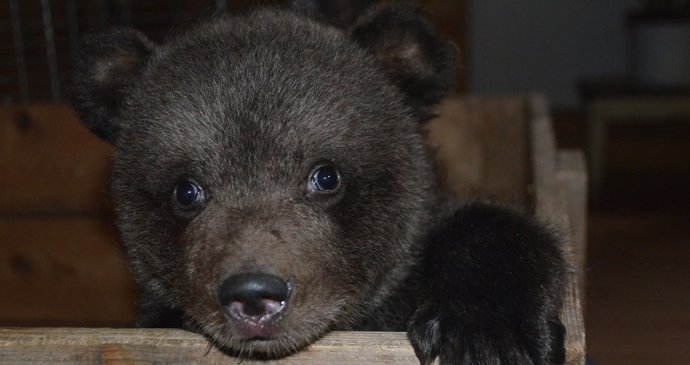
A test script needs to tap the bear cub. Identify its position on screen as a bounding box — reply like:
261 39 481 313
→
72 1 567 364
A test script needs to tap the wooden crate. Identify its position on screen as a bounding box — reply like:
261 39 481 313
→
0 96 586 364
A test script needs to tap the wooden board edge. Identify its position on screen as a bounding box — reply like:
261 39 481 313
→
528 95 587 365
0 329 419 365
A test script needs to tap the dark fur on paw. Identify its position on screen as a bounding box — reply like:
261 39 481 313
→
408 300 442 364
409 300 565 364
407 203 568 365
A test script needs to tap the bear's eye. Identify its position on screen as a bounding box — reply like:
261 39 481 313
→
173 179 204 207
308 165 342 193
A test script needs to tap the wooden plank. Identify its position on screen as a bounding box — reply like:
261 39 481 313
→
529 96 566 224
475 96 531 205
0 329 420 365
427 95 531 205
562 281 586 365
0 218 137 327
528 96 586 365
427 96 484 194
558 150 588 301
0 104 112 214
557 151 588 364
0 326 587 365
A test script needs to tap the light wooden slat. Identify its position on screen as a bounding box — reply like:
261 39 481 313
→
427 95 531 205
530 96 566 224
562 282 586 365
528 96 587 365
557 150 588 304
0 329 419 365
557 151 588 365
557 151 588 269
0 326 587 365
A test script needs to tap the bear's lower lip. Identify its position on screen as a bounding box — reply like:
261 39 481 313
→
225 300 286 338
235 319 279 338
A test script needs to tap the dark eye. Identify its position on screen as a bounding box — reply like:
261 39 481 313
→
174 180 204 207
309 165 342 193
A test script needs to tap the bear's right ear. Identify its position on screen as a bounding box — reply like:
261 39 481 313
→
71 27 154 143
349 4 458 122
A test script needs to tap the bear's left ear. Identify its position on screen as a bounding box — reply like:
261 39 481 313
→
71 27 155 144
350 4 458 121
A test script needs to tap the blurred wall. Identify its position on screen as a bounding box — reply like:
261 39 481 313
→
468 0 638 108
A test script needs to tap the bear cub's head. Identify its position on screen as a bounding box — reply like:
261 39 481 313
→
72 1 456 357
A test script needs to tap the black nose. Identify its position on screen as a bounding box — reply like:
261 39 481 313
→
218 273 290 318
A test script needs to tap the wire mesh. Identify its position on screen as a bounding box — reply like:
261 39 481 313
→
0 0 251 104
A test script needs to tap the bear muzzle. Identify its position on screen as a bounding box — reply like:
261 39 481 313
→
217 272 291 338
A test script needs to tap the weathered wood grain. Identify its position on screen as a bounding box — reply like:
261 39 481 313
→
529 96 587 365
0 329 420 365
558 150 589 303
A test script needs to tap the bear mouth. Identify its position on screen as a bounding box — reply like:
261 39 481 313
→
225 298 287 338
207 321 317 360
203 299 335 359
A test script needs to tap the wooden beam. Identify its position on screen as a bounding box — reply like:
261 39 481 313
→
0 329 420 365
529 95 587 365
0 326 587 365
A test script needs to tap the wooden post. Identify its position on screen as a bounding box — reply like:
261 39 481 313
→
529 96 587 365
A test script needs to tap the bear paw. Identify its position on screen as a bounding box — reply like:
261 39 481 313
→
407 299 565 365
